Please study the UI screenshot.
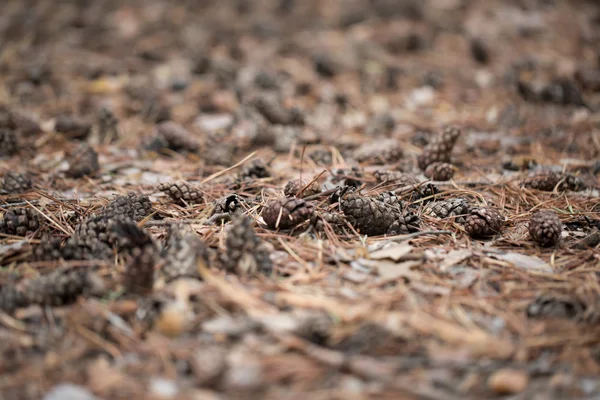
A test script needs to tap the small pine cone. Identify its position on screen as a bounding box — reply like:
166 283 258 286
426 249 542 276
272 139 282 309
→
417 126 461 170
66 146 99 178
284 179 321 198
424 162 455 181
0 129 19 157
103 192 154 221
226 217 272 275
20 268 105 307
252 94 295 125
58 236 112 261
527 293 586 320
112 221 157 295
309 149 332 165
522 171 586 192
0 208 40 236
354 139 404 165
310 211 349 235
295 311 333 345
162 226 209 281
30 237 64 261
97 107 119 143
464 207 504 238
262 198 314 230
423 198 471 222
212 194 246 215
0 172 32 194
340 193 419 236
529 210 562 247
373 169 404 183
150 121 200 153
332 167 363 188
364 114 395 137
73 214 120 246
239 158 271 180
158 181 204 205
54 115 92 140
0 284 25 313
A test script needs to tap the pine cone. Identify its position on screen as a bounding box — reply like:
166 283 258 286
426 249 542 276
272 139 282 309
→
103 192 154 221
0 284 25 313
158 181 204 205
239 158 270 180
423 198 471 222
97 107 119 143
527 293 586 319
364 114 395 137
252 94 300 125
417 126 461 170
54 115 91 140
424 162 455 181
284 179 321 198
112 221 157 295
212 194 246 215
354 139 404 165
522 171 586 192
263 198 314 230
31 236 112 262
226 217 272 275
295 311 333 345
0 208 40 236
162 226 209 281
373 169 404 183
529 210 562 247
309 149 332 165
0 129 19 157
73 214 124 246
66 146 99 178
310 211 349 235
464 207 504 238
340 193 420 236
332 167 363 188
147 121 200 153
20 268 105 307
0 172 32 194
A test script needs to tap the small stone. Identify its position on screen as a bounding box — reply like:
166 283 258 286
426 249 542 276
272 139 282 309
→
43 383 99 400
487 369 529 394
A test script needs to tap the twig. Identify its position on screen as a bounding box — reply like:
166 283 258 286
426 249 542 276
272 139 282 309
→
200 151 257 185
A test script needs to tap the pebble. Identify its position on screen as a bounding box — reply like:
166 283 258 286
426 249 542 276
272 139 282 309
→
43 384 98 400
487 368 529 394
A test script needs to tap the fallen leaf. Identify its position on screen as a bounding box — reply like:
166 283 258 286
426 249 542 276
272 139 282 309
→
369 243 415 261
439 249 473 271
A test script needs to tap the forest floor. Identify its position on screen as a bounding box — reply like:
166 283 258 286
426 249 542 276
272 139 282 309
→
0 0 599 399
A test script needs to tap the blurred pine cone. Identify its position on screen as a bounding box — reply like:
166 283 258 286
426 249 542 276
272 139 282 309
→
54 115 91 140
284 179 321 198
522 171 586 192
162 226 209 281
0 172 32 194
310 211 349 235
66 146 99 178
417 126 461 170
464 206 504 238
211 194 246 215
103 192 154 221
529 210 562 247
158 181 204 205
20 268 105 307
424 162 455 181
424 198 471 222
340 193 420 236
0 129 19 157
31 236 111 262
263 198 314 230
354 139 404 165
239 158 270 180
225 216 272 275
0 208 40 236
148 121 200 153
112 221 157 295
0 284 25 313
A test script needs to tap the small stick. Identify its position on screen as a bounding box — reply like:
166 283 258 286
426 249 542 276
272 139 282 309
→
200 151 257 185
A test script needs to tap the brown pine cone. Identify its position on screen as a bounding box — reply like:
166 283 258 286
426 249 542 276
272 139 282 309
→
464 207 504 238
103 192 154 221
417 126 461 170
424 198 471 222
147 121 200 153
162 226 209 281
0 129 19 157
0 172 32 194
251 93 301 125
354 139 404 165
0 284 24 313
158 181 204 205
73 214 126 246
263 198 314 230
310 211 349 235
424 162 455 181
522 171 586 192
66 146 99 178
309 148 333 165
31 236 112 262
54 115 92 140
0 208 40 236
112 221 157 295
373 169 404 183
239 158 271 180
529 210 562 247
212 194 246 215
226 216 272 275
332 167 363 188
284 179 321 198
20 268 105 307
340 193 420 236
